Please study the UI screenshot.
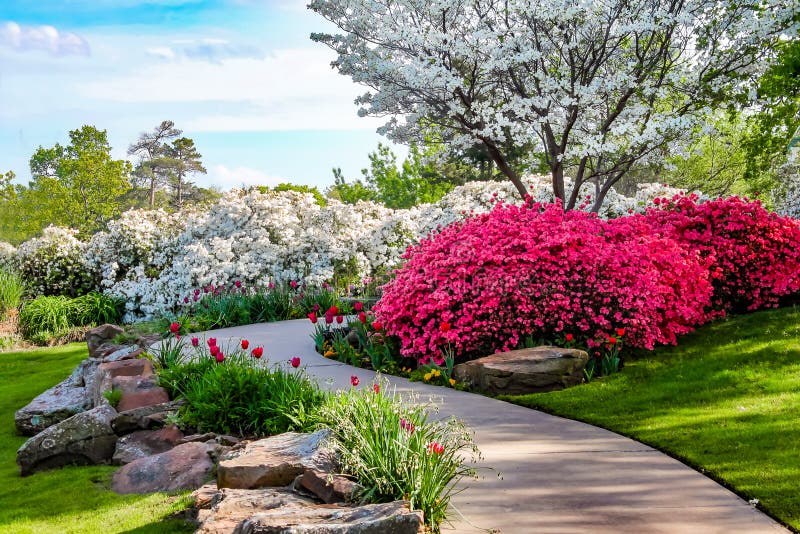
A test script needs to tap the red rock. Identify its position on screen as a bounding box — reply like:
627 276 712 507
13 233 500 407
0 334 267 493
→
112 441 216 494
116 386 170 412
299 469 362 504
112 425 184 465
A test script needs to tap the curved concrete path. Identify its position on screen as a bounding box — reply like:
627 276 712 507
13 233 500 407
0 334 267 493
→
187 319 786 533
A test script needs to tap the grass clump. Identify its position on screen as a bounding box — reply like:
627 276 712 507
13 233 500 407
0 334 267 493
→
18 292 124 343
318 380 480 532
0 269 25 317
501 306 800 530
0 344 193 533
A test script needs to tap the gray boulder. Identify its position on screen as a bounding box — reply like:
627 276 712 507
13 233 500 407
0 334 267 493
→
86 324 124 358
454 346 589 395
17 404 118 476
111 399 184 434
218 430 336 489
112 425 184 465
192 485 423 534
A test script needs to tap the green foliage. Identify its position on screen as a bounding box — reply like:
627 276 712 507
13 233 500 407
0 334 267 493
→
246 284 297 323
0 344 194 532
18 292 122 342
502 306 800 530
0 268 25 316
103 387 123 408
18 125 132 239
317 382 480 532
149 335 189 372
262 183 327 206
194 293 252 330
166 137 206 210
327 167 380 204
170 351 324 436
73 291 125 325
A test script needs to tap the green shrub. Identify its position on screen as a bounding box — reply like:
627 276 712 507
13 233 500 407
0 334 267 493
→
72 291 125 326
18 296 78 340
194 294 251 330
247 284 296 322
168 350 324 436
0 268 25 316
317 382 480 532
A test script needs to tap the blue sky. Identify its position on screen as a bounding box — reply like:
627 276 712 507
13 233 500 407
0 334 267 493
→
0 0 400 190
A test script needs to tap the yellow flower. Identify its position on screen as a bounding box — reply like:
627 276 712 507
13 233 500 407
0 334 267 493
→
433 369 441 377
449 378 456 386
324 350 335 357
423 372 432 381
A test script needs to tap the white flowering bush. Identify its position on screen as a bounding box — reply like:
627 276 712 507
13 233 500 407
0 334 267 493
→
16 226 95 297
0 241 16 270
774 161 800 219
13 177 697 320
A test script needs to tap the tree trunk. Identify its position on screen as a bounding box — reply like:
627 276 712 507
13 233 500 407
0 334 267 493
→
481 138 529 200
149 178 156 208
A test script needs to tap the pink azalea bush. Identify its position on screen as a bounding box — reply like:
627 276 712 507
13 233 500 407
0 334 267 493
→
642 194 800 313
375 202 715 363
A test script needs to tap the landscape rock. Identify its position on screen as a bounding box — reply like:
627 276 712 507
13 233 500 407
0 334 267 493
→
112 399 184 434
14 363 91 436
103 345 143 363
90 359 156 407
218 430 336 489
298 469 362 504
112 441 217 494
16 404 118 476
112 425 184 465
86 324 124 358
192 485 423 534
116 380 170 412
454 346 590 395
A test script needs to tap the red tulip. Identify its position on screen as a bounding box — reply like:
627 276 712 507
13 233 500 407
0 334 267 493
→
327 305 339 316
241 339 249 350
290 280 298 289
215 352 225 363
372 322 382 331
616 328 626 337
325 313 334 325
373 383 380 394
358 311 367 324
354 301 363 312
607 337 617 345
439 322 451 333
191 337 199 347
427 442 444 455
207 337 217 347
169 322 180 334
308 312 318 324
251 346 264 359
565 333 574 342
350 375 360 387
290 357 301 368
210 345 220 356
336 314 344 324
235 280 242 288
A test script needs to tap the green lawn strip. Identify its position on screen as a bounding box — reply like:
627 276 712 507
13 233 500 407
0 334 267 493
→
0 344 194 534
500 307 800 531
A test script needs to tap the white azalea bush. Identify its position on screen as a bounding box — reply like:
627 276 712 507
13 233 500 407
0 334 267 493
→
0 241 16 270
11 176 694 320
16 226 95 297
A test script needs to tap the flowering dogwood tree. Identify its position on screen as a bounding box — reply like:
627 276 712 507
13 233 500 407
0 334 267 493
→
310 0 798 211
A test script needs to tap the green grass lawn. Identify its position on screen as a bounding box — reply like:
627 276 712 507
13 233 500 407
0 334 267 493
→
0 344 194 534
501 306 800 531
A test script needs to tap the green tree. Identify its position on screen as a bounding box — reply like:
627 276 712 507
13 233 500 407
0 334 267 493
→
21 125 131 237
326 167 380 204
259 183 327 206
165 137 206 210
127 120 182 208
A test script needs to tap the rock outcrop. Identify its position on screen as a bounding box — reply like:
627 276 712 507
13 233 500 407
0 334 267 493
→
112 441 219 494
454 346 589 395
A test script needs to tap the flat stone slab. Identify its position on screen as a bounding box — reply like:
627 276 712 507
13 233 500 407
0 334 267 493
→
192 485 423 534
86 324 124 358
298 469 362 504
16 404 117 476
112 441 217 494
111 399 184 434
112 425 184 465
218 430 335 489
454 346 589 395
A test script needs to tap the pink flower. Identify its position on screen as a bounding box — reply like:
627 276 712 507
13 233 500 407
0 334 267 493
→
191 337 199 347
210 345 220 356
354 301 363 312
290 280 298 289
350 375 360 387
251 346 264 359
269 282 275 289
400 418 415 433
336 314 344 324
241 339 250 350
308 312 318 324
427 442 444 455
325 314 334 325
290 356 301 368
235 280 242 288
169 322 180 334
207 337 217 347
215 352 225 363
313 304 320 312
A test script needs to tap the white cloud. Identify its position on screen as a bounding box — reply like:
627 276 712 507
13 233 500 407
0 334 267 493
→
145 46 176 60
209 164 288 189
0 22 90 56
79 48 383 132
147 38 265 63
